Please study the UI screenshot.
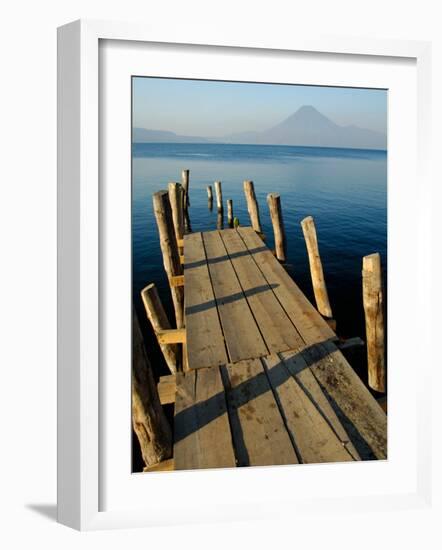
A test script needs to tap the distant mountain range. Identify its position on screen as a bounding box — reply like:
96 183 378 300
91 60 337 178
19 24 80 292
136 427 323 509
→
133 105 387 150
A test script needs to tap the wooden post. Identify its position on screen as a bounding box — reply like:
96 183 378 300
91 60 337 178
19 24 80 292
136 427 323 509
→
301 216 333 319
181 169 190 207
141 283 179 374
227 199 233 228
362 253 385 393
214 181 223 212
207 185 213 211
243 180 262 233
168 182 184 254
217 211 224 230
152 190 184 329
266 193 286 262
132 311 172 468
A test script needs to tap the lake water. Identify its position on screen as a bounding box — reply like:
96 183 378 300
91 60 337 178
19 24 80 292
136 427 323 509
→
132 142 387 378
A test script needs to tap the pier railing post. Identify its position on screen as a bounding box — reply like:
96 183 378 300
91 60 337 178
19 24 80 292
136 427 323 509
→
152 190 185 329
132 311 172 467
227 199 234 228
207 185 213 211
301 216 333 319
141 283 180 374
215 181 223 213
181 169 190 208
243 180 262 233
168 182 184 254
267 193 286 262
362 253 385 393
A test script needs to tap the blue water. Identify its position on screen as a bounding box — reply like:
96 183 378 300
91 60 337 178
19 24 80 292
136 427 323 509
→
132 142 387 378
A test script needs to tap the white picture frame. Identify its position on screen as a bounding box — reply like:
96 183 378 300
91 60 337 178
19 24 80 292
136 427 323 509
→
57 19 432 531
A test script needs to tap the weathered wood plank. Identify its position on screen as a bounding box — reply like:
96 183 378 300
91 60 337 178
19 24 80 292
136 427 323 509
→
237 226 336 345
279 348 360 460
203 230 268 362
143 458 175 472
222 359 299 466
262 354 356 463
305 340 387 459
174 368 236 470
219 228 304 353
158 375 176 405
170 275 184 287
156 328 186 344
184 232 229 370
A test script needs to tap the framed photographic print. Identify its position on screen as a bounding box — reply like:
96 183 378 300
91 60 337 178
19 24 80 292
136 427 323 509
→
57 19 432 530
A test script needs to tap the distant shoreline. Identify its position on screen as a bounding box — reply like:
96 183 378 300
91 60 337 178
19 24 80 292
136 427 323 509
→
132 141 387 154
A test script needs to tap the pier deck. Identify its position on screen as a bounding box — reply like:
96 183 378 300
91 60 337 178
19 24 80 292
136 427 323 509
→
173 227 387 469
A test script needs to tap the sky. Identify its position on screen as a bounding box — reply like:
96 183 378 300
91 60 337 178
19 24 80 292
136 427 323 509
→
132 77 387 137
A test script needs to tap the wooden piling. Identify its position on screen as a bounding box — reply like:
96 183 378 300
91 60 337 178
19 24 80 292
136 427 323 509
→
362 253 385 393
243 180 262 233
132 311 172 467
214 181 223 212
152 190 184 329
227 199 233 228
207 185 213 211
301 216 333 319
217 211 224 230
168 182 184 254
266 193 286 262
141 283 179 374
181 169 190 208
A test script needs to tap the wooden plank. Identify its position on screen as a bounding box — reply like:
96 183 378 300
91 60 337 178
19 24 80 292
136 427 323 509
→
184 232 229 369
219 228 304 353
156 328 186 344
262 353 356 463
158 375 176 405
279 348 360 460
170 275 184 287
203 230 268 362
222 359 299 466
143 458 175 472
174 368 236 470
237 226 336 345
305 340 387 459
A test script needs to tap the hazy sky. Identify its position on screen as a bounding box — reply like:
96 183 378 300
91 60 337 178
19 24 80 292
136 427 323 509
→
132 77 387 137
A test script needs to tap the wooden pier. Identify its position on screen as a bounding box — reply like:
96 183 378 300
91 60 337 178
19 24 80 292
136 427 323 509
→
172 227 386 469
136 176 387 472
